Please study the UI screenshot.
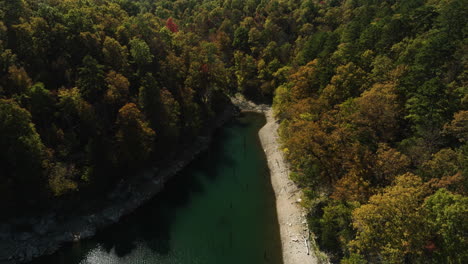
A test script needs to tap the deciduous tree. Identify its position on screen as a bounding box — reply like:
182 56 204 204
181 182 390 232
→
115 103 155 169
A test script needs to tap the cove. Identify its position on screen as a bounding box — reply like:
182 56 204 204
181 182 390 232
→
30 112 283 264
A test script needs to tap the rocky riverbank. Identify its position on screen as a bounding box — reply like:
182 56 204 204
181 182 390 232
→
0 103 238 264
231 94 317 264
259 108 317 264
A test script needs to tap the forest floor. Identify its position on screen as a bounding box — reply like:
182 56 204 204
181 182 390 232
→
232 95 317 264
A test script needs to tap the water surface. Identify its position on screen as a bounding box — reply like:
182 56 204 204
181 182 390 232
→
31 112 282 264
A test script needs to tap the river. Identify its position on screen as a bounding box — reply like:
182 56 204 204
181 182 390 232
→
30 112 283 264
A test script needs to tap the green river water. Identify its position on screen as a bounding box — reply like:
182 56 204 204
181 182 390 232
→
31 112 283 264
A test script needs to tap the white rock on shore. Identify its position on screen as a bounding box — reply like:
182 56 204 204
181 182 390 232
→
258 108 317 264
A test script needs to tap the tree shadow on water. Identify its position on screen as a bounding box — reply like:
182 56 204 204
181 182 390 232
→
93 115 262 259
88 122 245 259
29 113 268 264
94 155 214 258
30 148 225 264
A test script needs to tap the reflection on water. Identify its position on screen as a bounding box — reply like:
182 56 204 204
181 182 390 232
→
31 112 283 264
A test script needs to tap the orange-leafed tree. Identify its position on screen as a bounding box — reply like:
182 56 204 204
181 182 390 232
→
115 103 155 170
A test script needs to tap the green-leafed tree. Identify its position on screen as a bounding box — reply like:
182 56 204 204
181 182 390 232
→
424 188 468 262
0 99 46 206
77 55 106 103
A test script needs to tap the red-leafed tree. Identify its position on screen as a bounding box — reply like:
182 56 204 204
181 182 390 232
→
166 17 179 33
200 63 209 73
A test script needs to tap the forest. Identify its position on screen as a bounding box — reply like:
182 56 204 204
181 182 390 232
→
0 0 466 263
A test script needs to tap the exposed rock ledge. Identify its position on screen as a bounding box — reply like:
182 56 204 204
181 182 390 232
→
0 103 238 264
231 94 318 264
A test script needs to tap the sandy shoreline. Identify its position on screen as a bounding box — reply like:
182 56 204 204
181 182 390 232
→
258 108 317 264
231 95 317 264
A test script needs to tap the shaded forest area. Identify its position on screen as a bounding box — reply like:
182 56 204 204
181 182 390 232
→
0 0 232 216
0 0 467 263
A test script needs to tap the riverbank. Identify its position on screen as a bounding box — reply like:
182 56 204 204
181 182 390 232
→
0 103 238 264
231 95 317 264
259 109 317 264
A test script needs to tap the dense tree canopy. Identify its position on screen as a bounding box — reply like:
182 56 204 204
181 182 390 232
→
0 0 235 213
0 0 466 262
268 0 467 262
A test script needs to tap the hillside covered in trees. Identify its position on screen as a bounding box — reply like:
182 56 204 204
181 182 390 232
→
0 0 467 263
0 0 232 216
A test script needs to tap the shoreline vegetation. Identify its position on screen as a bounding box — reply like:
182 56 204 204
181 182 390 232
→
0 103 237 264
